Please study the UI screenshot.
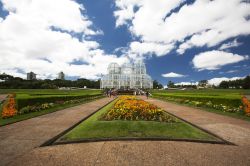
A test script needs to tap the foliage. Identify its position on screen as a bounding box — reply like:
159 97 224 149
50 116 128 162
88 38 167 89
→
151 89 244 108
16 93 101 110
100 96 177 122
198 80 208 87
62 99 218 141
242 96 250 116
1 94 17 118
153 80 163 89
0 95 104 126
167 81 175 88
0 73 100 89
219 76 250 89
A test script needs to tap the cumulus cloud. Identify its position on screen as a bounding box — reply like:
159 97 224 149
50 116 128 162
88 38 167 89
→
174 82 198 86
114 0 250 56
192 50 248 71
0 0 127 79
130 41 174 57
162 72 186 78
208 77 244 86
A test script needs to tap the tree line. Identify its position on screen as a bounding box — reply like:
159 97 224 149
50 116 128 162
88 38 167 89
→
0 73 100 89
166 76 250 89
218 76 250 89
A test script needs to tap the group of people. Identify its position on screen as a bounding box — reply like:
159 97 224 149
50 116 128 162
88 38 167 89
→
104 88 150 99
133 90 150 99
105 89 117 98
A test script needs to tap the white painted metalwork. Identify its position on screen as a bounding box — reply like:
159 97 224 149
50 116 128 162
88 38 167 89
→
101 61 153 89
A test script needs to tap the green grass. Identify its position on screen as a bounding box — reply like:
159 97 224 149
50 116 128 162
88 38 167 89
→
0 89 101 95
151 89 249 108
0 89 102 110
0 95 104 126
154 96 250 122
60 99 219 142
151 89 250 121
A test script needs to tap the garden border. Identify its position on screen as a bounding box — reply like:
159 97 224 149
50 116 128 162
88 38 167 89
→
40 97 117 147
150 96 236 145
151 96 250 122
42 96 235 147
0 95 104 127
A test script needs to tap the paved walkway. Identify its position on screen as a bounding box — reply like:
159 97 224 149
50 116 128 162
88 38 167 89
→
0 97 114 166
140 96 250 146
8 140 250 166
2 96 250 166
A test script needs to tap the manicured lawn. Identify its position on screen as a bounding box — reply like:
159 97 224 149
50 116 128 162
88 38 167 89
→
151 89 250 121
0 89 102 95
60 99 219 142
0 89 102 109
0 95 104 126
0 89 104 126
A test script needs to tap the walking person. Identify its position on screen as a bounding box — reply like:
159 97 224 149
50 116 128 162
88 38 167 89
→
105 89 109 97
108 89 112 98
146 91 149 99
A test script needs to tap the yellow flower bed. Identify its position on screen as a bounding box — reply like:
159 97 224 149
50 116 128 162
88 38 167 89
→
101 96 177 122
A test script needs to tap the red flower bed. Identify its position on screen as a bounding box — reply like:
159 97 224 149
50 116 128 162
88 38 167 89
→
1 94 17 119
101 96 177 122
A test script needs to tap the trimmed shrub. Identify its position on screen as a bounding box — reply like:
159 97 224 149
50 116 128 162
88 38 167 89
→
153 94 241 108
16 94 102 110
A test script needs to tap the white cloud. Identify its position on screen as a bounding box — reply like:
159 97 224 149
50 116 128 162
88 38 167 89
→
175 82 198 86
114 0 250 56
192 50 248 71
0 0 128 79
130 41 174 57
219 39 243 50
208 77 244 86
162 72 186 78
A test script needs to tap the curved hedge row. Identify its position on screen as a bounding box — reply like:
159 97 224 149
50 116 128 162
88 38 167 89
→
16 94 102 110
152 94 242 108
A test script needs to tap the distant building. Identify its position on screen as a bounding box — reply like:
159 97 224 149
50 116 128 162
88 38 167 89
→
58 71 65 80
27 72 36 80
101 61 153 89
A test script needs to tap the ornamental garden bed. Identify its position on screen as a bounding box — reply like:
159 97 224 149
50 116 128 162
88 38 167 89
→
57 96 222 144
0 89 103 126
151 89 250 121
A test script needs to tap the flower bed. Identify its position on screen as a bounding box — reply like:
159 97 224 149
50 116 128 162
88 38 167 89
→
242 96 250 116
1 94 103 118
153 95 243 114
17 95 102 115
1 94 17 118
100 96 177 122
16 93 102 110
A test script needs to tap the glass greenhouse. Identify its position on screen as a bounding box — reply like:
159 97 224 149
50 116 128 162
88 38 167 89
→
100 61 153 89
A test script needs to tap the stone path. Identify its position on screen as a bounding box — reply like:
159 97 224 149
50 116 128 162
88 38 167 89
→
0 97 114 166
8 140 250 166
140 96 250 146
2 96 250 166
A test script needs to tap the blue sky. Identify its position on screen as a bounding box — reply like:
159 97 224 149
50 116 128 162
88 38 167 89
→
0 0 249 86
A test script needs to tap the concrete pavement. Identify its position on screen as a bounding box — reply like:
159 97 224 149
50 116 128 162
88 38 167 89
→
141 96 250 146
0 97 114 166
2 96 250 166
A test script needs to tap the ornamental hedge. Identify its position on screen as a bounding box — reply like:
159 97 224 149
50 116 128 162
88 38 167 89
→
16 94 102 110
152 94 242 108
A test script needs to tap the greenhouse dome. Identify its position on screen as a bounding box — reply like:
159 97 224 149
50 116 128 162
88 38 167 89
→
100 61 153 89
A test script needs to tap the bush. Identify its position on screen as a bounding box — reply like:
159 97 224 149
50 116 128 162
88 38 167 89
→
16 94 102 110
153 94 241 108
152 94 242 114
